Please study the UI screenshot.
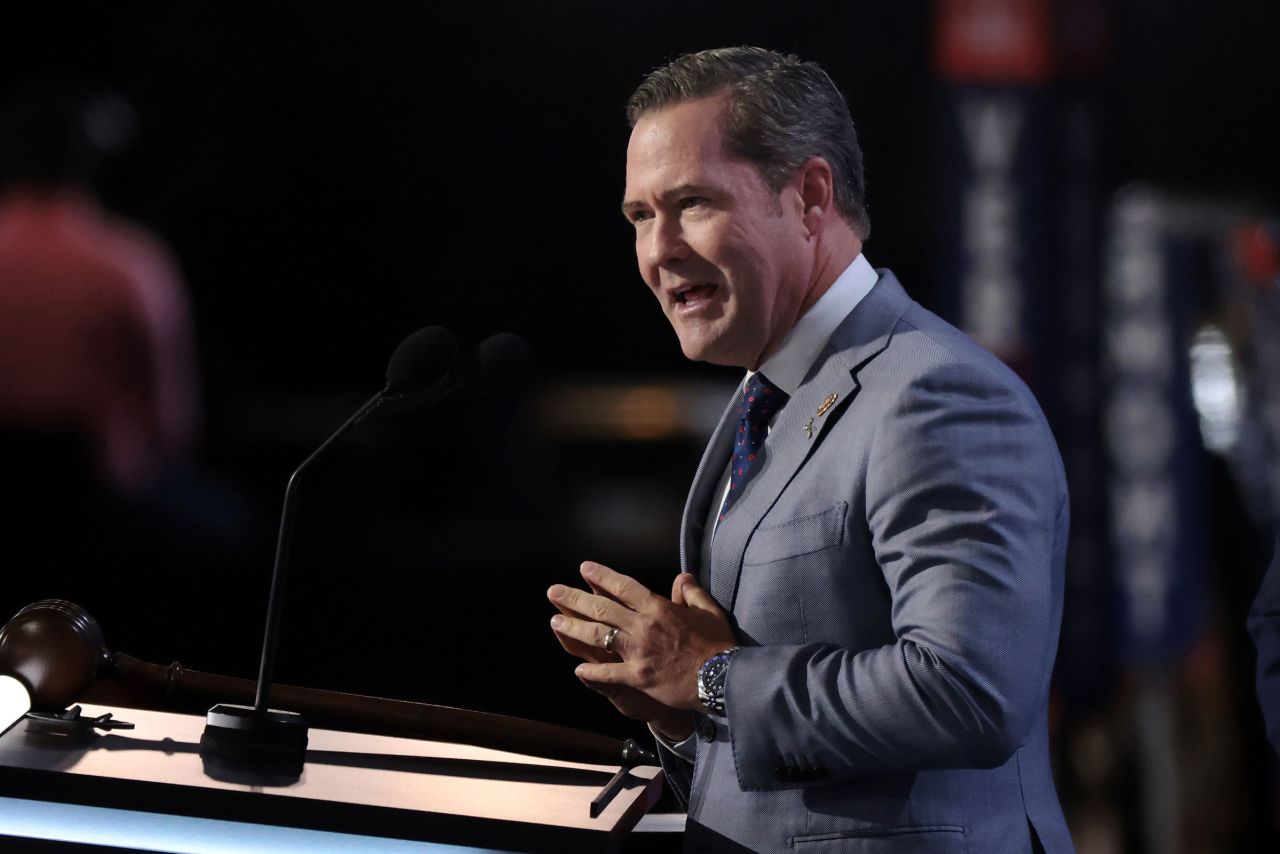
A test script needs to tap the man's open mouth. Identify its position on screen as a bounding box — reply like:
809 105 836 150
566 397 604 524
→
674 283 717 306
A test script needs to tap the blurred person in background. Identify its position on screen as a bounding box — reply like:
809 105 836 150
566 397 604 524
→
1249 534 1280 754
0 79 244 665
0 79 199 492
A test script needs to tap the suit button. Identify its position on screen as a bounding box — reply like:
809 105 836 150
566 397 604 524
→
697 719 717 742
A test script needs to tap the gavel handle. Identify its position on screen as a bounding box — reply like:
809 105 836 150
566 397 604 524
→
88 654 648 768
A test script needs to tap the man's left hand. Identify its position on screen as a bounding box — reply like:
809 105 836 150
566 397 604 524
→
548 561 737 712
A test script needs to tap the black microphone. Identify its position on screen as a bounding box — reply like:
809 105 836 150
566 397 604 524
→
385 326 459 397
456 332 531 398
202 325 457 774
379 331 530 414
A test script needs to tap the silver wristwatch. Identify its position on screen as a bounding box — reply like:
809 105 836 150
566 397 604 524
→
697 646 741 715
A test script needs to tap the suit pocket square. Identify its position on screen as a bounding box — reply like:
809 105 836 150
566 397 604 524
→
743 502 848 566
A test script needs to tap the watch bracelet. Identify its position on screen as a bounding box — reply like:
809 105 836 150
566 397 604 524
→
697 646 742 714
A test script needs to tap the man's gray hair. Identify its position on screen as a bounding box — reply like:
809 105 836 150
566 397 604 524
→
626 46 870 239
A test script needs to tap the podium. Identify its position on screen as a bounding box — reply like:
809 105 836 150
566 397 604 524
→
0 704 664 852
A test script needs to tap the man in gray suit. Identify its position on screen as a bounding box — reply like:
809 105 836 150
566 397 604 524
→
548 47 1072 852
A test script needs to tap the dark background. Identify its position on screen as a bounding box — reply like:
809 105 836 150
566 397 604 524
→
2 1 1279 848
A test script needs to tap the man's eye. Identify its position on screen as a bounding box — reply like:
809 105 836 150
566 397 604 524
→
630 211 653 225
680 197 706 210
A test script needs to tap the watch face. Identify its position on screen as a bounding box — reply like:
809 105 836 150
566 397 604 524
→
699 650 736 713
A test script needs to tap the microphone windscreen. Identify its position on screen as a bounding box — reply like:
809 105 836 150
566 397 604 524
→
385 326 458 394
461 333 531 397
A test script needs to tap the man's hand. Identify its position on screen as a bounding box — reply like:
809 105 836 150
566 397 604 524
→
547 561 737 718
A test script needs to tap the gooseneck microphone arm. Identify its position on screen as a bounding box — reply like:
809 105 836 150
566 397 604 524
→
253 387 387 713
196 327 539 777
196 325 458 764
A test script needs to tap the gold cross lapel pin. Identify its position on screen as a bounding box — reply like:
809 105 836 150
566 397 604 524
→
804 393 839 441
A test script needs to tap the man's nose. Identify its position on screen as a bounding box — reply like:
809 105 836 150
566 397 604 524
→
644 215 689 269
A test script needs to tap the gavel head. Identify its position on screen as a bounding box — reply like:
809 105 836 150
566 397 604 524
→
0 600 110 712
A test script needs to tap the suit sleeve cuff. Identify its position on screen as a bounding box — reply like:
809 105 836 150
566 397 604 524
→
649 722 697 764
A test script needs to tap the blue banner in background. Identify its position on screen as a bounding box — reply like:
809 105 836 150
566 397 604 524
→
1102 191 1208 663
933 0 1054 392
934 85 1052 391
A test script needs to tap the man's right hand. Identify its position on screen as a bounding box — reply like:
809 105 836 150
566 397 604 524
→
549 570 698 742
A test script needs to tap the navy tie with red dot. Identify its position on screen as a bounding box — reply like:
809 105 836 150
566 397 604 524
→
718 372 789 523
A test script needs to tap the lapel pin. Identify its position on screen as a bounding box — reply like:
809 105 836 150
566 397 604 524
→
816 393 838 417
804 418 815 440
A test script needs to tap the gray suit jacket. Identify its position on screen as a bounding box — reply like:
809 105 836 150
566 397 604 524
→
659 271 1073 853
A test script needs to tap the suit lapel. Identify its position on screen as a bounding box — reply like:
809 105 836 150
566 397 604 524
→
680 382 744 577
707 271 914 612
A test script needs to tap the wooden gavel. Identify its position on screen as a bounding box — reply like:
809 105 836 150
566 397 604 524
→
0 599 655 769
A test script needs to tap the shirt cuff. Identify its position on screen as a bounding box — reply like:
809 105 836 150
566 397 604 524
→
649 722 697 764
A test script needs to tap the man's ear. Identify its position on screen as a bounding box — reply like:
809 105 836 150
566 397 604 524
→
796 157 835 239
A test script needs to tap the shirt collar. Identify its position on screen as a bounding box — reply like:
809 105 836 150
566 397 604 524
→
752 252 878 394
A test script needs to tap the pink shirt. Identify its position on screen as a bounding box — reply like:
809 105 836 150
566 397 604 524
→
0 190 199 489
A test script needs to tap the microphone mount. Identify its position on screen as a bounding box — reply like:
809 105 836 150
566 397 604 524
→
202 326 458 775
